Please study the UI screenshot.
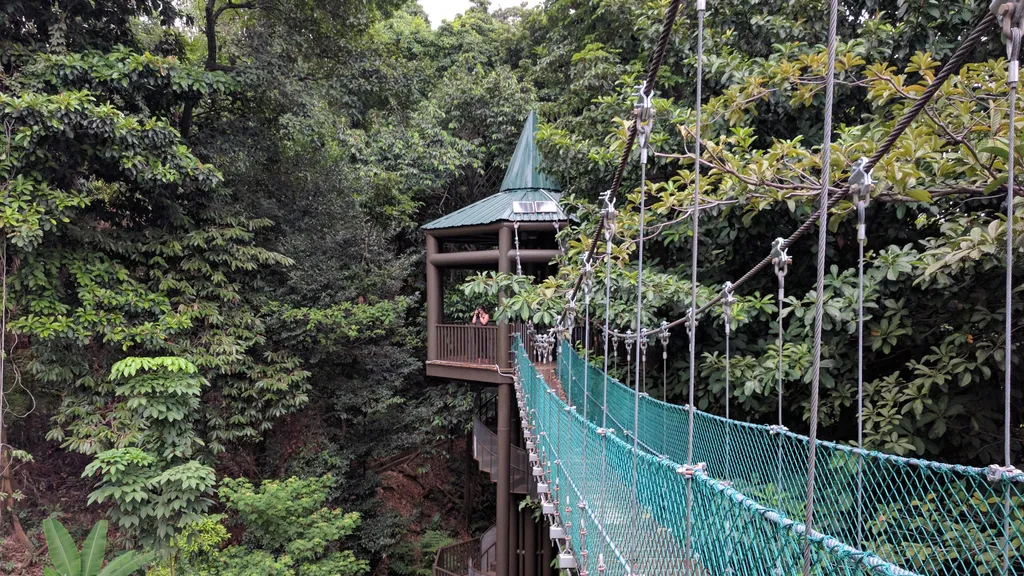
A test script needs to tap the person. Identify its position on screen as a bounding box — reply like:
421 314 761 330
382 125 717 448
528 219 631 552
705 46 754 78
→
470 307 490 363
471 307 490 326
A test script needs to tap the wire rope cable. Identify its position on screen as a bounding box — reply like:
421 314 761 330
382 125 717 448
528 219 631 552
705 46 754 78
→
685 2 706 574
802 0 838 568
630 87 653 572
1001 18 1021 576
599 193 615 533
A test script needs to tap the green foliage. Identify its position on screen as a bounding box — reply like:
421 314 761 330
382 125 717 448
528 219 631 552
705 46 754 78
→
174 476 369 576
148 515 229 576
388 530 456 576
43 518 156 576
51 358 217 546
84 451 216 547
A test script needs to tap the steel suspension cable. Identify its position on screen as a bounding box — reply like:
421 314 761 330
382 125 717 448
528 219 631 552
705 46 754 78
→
768 238 790 574
599 197 615 531
803 0 839 568
580 267 593 576
1002 20 1021 576
685 2 706 574
630 97 653 570
722 283 736 576
722 283 735 483
854 169 869 549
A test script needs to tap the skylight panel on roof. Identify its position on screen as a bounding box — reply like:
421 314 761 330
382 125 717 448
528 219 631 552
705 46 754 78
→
534 201 558 213
512 201 536 213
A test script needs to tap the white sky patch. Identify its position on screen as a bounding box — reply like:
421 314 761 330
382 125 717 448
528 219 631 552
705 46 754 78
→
419 0 542 27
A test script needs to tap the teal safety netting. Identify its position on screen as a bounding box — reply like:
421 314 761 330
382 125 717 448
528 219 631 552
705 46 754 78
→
516 337 918 576
551 338 1024 575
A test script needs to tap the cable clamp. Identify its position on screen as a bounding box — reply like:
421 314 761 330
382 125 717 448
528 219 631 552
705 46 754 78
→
601 189 617 241
993 0 1024 43
675 462 707 478
770 237 791 279
848 157 874 243
987 464 1023 482
684 307 698 337
634 83 656 163
658 321 670 348
721 282 736 333
768 425 789 435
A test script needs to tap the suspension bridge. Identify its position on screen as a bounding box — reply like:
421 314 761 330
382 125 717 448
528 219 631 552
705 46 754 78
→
426 0 1022 573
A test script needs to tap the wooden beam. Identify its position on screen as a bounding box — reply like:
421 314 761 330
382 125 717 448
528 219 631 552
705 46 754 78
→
426 222 503 238
428 249 500 267
426 233 440 361
507 249 560 264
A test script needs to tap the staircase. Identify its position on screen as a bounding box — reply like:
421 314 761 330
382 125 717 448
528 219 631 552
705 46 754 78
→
432 526 497 576
472 392 535 496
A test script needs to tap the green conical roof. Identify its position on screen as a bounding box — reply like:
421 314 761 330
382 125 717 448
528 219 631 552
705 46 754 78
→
499 111 560 192
423 112 566 231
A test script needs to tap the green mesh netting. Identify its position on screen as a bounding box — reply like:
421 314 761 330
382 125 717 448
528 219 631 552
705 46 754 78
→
515 338 1024 575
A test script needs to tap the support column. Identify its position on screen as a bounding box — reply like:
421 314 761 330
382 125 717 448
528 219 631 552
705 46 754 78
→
509 494 520 576
426 233 440 361
498 225 512 368
497 383 511 576
541 520 552 576
497 224 514 576
525 509 537 576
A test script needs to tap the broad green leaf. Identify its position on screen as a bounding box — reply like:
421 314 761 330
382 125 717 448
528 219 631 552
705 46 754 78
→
98 552 156 576
979 144 1009 161
43 518 81 576
80 520 108 576
45 568 62 576
905 189 932 202
984 174 1008 194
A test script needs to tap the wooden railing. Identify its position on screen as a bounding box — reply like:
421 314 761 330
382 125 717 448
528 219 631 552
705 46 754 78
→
433 537 481 576
431 322 598 368
434 324 498 365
